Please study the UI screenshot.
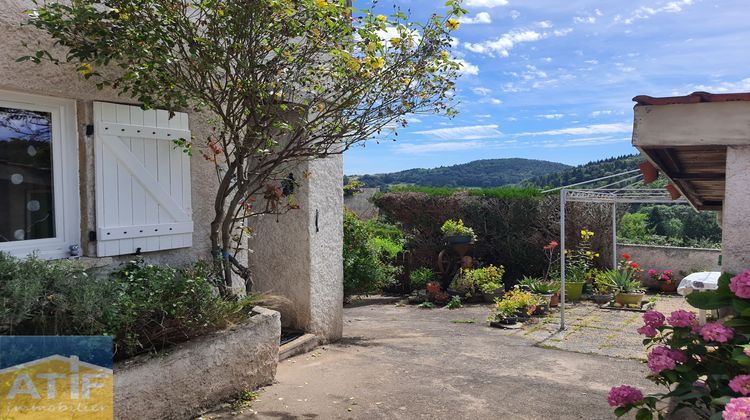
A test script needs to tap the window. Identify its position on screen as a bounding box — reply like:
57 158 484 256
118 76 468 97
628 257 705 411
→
0 92 79 259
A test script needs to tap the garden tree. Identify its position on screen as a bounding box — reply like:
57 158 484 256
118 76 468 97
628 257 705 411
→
22 0 464 295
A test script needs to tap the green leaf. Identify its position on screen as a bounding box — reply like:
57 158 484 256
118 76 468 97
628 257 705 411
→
711 396 732 406
635 408 653 420
686 292 732 310
614 406 631 417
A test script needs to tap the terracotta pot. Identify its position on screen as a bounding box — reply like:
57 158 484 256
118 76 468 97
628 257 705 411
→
550 292 560 307
659 281 678 294
615 292 645 306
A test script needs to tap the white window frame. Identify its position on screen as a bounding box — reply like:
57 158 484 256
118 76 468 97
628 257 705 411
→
0 91 80 259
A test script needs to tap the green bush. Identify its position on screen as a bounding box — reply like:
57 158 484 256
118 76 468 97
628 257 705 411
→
0 253 259 360
410 267 435 290
343 210 404 298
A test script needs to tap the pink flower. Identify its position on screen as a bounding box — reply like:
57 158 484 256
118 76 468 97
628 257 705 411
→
700 322 734 343
643 310 665 328
724 397 750 420
664 270 673 275
638 325 658 337
667 310 697 328
730 271 750 299
648 269 658 277
744 347 750 357
607 385 644 407
647 346 687 374
730 376 750 396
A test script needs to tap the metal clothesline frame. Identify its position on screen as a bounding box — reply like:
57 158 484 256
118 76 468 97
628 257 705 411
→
549 170 691 330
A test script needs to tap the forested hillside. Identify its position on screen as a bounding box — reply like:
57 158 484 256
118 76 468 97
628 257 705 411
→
523 154 644 189
355 158 570 188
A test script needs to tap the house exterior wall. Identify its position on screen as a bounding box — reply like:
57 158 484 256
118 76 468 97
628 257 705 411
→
722 146 750 274
1 2 344 340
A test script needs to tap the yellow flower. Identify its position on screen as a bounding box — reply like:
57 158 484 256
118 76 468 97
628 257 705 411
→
347 58 361 72
580 230 586 236
366 42 377 53
595 253 600 258
78 63 93 76
440 51 450 59
315 0 327 7
446 18 460 30
389 37 401 47
365 56 385 69
402 77 411 86
376 14 387 22
585 251 592 256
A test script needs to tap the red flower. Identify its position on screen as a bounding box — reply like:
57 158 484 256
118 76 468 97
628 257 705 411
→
629 263 639 269
622 253 632 260
543 241 559 250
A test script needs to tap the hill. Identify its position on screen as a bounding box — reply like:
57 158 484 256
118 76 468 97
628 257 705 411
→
523 154 645 189
354 158 571 189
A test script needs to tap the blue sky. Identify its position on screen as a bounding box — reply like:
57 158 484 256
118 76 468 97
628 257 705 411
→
345 0 750 175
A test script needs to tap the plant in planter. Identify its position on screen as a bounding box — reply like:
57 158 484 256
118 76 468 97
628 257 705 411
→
592 270 615 305
648 269 677 294
462 265 505 302
440 219 477 245
505 287 544 318
519 276 559 308
602 269 645 307
564 229 599 301
488 297 521 325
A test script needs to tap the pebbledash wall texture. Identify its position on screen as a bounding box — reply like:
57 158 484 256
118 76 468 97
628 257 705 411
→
0 1 343 340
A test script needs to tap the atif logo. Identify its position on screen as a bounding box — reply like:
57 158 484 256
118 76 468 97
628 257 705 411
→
0 353 113 419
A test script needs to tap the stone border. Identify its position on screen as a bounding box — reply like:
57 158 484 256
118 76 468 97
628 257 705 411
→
114 307 281 420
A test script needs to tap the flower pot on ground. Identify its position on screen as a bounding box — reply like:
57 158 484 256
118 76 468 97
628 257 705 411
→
615 291 646 306
483 288 505 303
659 281 678 294
564 281 586 301
446 234 473 245
592 293 614 305
647 269 677 294
426 281 441 295
550 292 560 307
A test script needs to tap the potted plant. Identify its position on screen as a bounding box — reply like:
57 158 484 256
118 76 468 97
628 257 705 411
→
648 269 677 294
505 287 543 318
602 269 645 306
564 229 599 301
440 219 477 245
410 267 435 291
519 276 559 308
462 265 505 302
592 270 615 305
488 297 520 326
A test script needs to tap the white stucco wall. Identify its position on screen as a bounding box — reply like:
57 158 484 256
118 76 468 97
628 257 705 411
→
722 146 750 274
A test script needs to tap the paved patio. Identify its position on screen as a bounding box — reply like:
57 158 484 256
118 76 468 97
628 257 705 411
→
202 294 694 419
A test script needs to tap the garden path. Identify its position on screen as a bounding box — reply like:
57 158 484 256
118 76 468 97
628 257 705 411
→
201 295 693 419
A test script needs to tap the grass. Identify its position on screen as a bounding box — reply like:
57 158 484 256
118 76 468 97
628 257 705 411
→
386 185 541 198
231 390 259 411
450 319 476 324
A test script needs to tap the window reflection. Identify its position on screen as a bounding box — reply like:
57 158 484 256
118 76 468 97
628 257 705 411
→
0 107 55 242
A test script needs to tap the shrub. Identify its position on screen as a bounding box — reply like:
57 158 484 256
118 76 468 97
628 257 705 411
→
0 253 259 360
464 265 505 294
410 267 435 290
343 210 404 298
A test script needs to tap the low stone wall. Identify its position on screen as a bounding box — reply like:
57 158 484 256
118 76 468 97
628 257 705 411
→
618 243 722 287
114 307 281 420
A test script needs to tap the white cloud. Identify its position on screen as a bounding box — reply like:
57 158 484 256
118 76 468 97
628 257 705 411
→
509 10 520 20
454 59 480 76
405 116 422 124
471 87 492 96
573 15 596 24
465 0 508 8
415 124 501 140
623 0 694 24
537 20 553 28
463 26 572 57
506 117 518 121
376 26 420 45
538 113 564 119
458 12 492 24
475 114 492 118
486 98 503 105
519 122 632 136
540 136 631 148
395 141 484 154
591 110 613 117
691 78 750 93
584 59 599 65
449 37 460 48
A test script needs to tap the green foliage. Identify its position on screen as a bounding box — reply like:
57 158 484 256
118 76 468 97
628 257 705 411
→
410 267 435 290
440 218 476 240
343 179 364 197
417 302 436 309
525 154 644 189
357 158 569 189
444 295 462 309
600 269 643 293
386 185 541 198
463 265 505 294
0 253 259 360
619 205 721 248
343 211 404 297
519 276 559 294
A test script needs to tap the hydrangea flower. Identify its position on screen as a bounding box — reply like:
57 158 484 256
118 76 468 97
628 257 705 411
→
724 397 750 419
700 322 734 343
643 310 665 328
648 269 658 277
730 376 750 396
637 325 657 337
607 385 643 407
730 271 750 299
744 347 750 358
647 346 686 374
667 310 696 328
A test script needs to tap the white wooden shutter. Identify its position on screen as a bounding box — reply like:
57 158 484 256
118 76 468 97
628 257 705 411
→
94 102 193 257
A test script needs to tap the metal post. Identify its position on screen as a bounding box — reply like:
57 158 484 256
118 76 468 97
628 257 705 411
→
612 202 618 269
560 189 567 331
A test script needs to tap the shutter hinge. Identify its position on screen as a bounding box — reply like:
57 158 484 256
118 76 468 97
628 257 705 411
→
88 230 97 242
86 124 94 136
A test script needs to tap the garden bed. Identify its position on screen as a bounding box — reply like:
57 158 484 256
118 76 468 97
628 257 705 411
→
114 307 280 420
